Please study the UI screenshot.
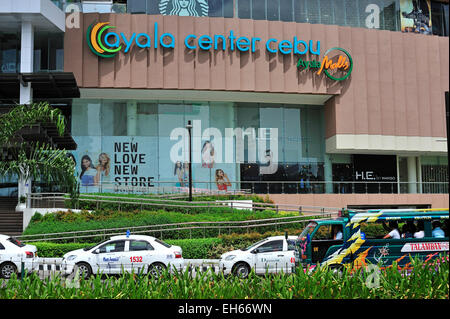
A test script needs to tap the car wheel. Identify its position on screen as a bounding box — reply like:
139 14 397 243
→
232 262 250 279
0 262 18 279
148 262 167 279
76 262 92 279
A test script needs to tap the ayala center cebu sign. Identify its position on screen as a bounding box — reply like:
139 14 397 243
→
87 21 353 81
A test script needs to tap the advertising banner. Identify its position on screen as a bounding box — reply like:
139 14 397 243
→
400 0 432 35
72 135 237 194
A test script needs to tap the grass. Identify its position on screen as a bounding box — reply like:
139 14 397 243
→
1 256 448 299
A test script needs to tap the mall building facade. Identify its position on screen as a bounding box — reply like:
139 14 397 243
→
1 0 449 209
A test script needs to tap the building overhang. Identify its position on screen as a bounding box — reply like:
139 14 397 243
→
326 134 448 156
0 72 80 102
0 0 65 32
79 88 333 105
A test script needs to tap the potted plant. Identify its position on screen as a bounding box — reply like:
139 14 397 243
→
16 195 27 212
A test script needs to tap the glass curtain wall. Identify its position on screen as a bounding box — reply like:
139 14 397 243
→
34 32 64 72
0 32 20 73
71 100 326 194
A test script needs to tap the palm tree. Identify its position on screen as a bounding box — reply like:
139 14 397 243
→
0 102 78 204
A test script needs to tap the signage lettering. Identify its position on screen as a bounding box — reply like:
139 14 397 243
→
401 242 449 253
87 21 353 81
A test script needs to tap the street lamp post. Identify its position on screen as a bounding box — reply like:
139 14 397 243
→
186 120 193 201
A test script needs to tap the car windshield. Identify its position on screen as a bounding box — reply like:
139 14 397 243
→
83 239 109 251
241 238 269 251
8 237 25 247
299 222 318 239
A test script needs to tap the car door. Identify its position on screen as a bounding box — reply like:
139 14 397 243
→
94 240 127 275
127 240 156 274
311 224 344 264
253 240 284 274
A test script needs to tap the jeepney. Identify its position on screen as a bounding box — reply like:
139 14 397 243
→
296 208 449 270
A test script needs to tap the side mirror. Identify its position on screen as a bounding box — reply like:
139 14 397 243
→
94 249 100 254
252 248 259 254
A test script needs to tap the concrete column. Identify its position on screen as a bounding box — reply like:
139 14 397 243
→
20 21 34 105
126 101 137 136
18 22 34 205
407 156 417 194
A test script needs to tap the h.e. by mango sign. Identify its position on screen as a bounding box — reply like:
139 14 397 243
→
87 21 353 81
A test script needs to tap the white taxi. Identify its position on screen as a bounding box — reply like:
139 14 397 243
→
219 235 298 278
62 234 183 278
0 234 38 279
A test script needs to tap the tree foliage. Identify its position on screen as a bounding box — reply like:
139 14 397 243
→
0 102 78 196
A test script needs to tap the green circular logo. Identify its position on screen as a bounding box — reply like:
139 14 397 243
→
323 47 353 81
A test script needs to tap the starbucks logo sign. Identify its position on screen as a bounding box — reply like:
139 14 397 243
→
159 0 209 17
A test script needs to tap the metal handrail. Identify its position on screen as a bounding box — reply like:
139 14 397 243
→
27 193 344 222
19 214 333 242
19 213 327 238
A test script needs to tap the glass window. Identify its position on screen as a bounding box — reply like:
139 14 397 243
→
313 225 333 240
381 1 398 31
252 0 266 20
267 0 280 21
209 0 224 17
34 32 64 72
136 103 158 136
432 219 446 238
7 237 25 248
256 240 284 253
223 0 234 18
299 222 318 239
129 240 154 251
98 240 126 253
0 243 4 250
243 238 268 251
154 238 172 248
294 0 308 23
421 165 448 194
432 1 449 36
345 0 361 27
0 32 20 73
238 0 251 19
333 0 347 26
306 0 320 24
280 0 294 21
319 0 334 25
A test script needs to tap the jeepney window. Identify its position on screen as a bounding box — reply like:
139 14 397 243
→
359 222 388 239
431 219 446 238
313 225 333 240
299 222 317 239
444 219 449 237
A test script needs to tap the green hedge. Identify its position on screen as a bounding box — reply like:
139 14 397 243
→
69 193 273 214
32 238 221 259
24 208 302 242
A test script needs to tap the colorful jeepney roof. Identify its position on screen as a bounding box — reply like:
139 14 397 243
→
321 208 449 267
348 208 449 225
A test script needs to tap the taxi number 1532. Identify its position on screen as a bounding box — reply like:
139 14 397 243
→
130 256 143 263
